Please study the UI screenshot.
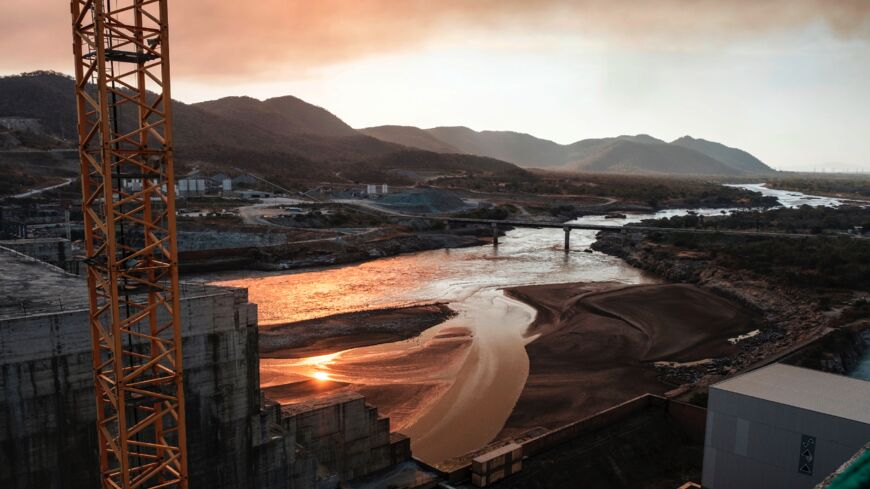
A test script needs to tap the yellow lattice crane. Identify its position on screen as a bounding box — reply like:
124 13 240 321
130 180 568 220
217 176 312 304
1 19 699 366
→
69 1 188 487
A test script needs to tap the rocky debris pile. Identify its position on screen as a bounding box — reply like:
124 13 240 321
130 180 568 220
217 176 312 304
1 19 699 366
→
785 324 870 375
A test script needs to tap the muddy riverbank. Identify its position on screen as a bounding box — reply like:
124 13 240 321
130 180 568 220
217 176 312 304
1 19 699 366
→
260 303 456 358
180 229 490 274
496 282 754 439
590 227 866 391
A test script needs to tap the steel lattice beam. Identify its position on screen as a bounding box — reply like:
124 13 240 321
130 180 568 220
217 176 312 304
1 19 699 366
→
70 1 188 488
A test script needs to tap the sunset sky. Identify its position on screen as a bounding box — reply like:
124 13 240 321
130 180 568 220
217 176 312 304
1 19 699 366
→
2 1 868 171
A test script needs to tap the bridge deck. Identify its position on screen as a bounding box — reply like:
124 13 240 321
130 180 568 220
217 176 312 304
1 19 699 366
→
437 217 865 240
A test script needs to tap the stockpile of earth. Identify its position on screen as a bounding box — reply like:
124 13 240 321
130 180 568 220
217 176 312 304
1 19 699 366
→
377 188 469 214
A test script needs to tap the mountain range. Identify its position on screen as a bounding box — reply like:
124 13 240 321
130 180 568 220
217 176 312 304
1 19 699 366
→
361 126 772 175
0 71 773 182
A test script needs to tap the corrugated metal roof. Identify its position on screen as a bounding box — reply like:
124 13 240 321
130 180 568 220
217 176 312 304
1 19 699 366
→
713 363 870 424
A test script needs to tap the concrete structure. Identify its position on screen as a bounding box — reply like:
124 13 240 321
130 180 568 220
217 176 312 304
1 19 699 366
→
438 217 869 241
468 394 707 488
0 238 72 268
177 178 207 197
280 391 410 483
471 443 522 487
703 364 870 489
0 247 305 489
0 245 412 489
123 178 143 192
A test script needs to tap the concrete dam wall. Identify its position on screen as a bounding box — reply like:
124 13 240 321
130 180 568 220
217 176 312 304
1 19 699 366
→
0 245 409 488
0 277 302 488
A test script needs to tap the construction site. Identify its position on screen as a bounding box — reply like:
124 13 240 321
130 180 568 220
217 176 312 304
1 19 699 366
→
1 2 869 489
0 3 439 488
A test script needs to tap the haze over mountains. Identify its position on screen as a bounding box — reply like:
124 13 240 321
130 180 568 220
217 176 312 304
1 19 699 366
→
1 71 773 181
362 125 773 175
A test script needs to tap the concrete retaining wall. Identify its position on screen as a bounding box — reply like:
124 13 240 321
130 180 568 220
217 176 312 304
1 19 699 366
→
282 393 400 483
0 286 308 489
436 394 708 485
0 238 71 267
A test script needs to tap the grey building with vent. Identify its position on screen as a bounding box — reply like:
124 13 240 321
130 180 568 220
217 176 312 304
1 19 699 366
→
702 363 870 488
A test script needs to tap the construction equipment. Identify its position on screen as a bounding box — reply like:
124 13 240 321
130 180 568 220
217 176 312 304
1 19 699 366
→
70 1 188 488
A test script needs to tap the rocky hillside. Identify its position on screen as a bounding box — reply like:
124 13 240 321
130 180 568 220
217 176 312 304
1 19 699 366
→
671 136 772 174
0 72 527 184
426 126 568 166
359 125 460 153
0 71 77 138
194 95 357 138
568 139 743 176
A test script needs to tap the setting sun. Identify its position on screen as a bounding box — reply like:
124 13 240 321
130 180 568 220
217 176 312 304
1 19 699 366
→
312 371 330 382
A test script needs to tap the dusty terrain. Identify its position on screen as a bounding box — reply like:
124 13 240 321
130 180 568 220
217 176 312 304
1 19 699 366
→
497 282 754 438
592 228 870 390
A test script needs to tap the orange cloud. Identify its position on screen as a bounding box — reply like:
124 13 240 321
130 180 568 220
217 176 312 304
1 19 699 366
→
1 1 868 79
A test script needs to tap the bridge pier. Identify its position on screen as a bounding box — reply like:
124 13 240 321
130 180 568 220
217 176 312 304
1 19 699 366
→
564 227 571 252
492 222 499 246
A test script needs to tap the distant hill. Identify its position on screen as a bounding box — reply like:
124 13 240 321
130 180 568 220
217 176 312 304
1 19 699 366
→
568 139 742 176
561 135 666 163
671 136 773 173
359 125 460 153
0 71 78 139
425 126 568 166
361 125 771 176
194 95 357 138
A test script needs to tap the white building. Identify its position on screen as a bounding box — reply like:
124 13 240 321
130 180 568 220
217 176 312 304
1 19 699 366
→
177 178 206 197
123 178 142 192
702 364 870 489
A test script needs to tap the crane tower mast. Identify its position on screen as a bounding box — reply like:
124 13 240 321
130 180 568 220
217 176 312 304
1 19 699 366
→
69 1 188 488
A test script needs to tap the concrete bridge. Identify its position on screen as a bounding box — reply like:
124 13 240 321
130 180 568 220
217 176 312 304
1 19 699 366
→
436 217 866 251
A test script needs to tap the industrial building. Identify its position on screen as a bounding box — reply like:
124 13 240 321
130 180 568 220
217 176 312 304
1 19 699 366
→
702 364 870 489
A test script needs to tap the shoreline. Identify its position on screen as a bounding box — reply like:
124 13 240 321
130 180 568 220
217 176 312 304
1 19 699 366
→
179 230 491 274
592 232 851 392
490 282 755 442
260 303 456 358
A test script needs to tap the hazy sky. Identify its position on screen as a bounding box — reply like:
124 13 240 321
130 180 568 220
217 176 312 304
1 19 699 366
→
2 1 869 171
